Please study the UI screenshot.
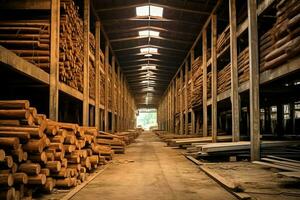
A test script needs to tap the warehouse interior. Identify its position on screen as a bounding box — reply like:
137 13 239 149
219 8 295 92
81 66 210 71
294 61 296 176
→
0 0 300 199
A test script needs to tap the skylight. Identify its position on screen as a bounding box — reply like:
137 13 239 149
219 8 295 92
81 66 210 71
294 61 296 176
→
141 65 156 70
144 54 152 57
139 30 160 37
140 47 158 54
136 5 163 17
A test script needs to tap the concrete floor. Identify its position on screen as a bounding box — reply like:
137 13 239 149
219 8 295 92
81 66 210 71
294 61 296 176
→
71 131 236 200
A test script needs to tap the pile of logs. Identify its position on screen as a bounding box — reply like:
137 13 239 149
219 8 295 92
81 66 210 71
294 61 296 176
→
0 20 51 72
259 29 276 72
89 32 96 100
0 100 139 199
260 0 300 71
217 26 230 54
217 63 231 94
59 0 84 92
191 57 203 108
238 47 249 85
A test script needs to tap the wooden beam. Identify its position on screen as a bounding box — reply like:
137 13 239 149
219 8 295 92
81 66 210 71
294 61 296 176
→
49 0 60 121
180 69 184 134
0 0 51 10
185 61 189 135
248 0 260 161
95 21 101 129
202 31 208 137
111 56 116 133
82 0 90 126
110 35 191 44
117 66 120 131
229 0 240 142
114 45 185 52
104 43 109 132
190 50 195 135
211 14 217 143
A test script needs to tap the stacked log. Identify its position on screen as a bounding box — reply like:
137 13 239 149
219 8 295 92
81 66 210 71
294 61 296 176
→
217 63 231 94
100 72 105 106
238 47 249 85
89 32 96 100
59 0 84 92
260 0 300 71
0 100 133 199
0 20 51 72
217 25 230 54
191 57 203 108
259 29 276 72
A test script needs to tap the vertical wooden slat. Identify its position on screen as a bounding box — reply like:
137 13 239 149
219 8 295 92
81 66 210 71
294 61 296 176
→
185 61 189 134
49 0 60 121
116 66 120 131
82 0 90 126
248 0 260 161
111 56 115 133
211 14 217 143
229 0 240 142
104 43 109 132
202 31 208 137
180 69 184 134
95 21 101 129
190 50 195 135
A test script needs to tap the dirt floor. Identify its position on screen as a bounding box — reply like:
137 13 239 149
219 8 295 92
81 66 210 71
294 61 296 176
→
204 162 300 200
70 131 236 200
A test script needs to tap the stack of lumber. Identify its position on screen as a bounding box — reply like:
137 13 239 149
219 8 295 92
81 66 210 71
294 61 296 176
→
238 47 249 84
0 100 115 199
89 32 96 100
217 63 231 94
59 0 84 92
115 130 140 145
100 72 105 106
254 155 300 172
0 20 51 72
175 78 180 114
217 26 230 54
260 0 300 71
207 72 212 99
108 65 112 110
97 132 125 154
259 29 276 72
191 57 203 108
168 135 232 147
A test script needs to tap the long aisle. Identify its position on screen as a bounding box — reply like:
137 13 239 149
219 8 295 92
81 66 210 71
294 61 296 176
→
71 131 236 200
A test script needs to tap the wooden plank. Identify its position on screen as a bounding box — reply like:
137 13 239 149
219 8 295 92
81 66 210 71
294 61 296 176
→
82 0 90 126
95 21 101 129
111 56 116 133
104 44 109 132
211 14 217 143
277 172 300 179
253 161 299 171
185 155 203 165
229 0 240 142
248 0 260 161
266 155 300 164
202 31 208 137
49 0 60 121
185 61 189 135
261 158 300 169
59 83 83 101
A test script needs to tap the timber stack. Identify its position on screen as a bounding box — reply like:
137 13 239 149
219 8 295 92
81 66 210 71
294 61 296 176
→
217 25 230 54
191 57 203 108
89 32 96 100
238 47 249 84
260 0 300 71
0 100 138 199
217 63 231 94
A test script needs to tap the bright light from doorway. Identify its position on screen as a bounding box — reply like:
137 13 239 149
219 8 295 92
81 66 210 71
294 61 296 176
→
141 65 156 70
140 47 158 54
139 30 160 37
136 5 163 17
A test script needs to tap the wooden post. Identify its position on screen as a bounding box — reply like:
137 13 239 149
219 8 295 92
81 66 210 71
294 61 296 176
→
111 56 115 133
211 14 217 143
229 0 240 142
95 21 101 129
248 0 260 161
82 0 90 126
185 61 189 134
202 31 208 137
116 66 120 131
191 50 195 135
180 69 184 134
49 0 60 121
104 43 109 132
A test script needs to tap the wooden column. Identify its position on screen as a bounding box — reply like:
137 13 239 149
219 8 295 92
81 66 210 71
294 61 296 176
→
185 61 189 134
82 0 90 126
104 43 109 132
202 31 208 137
116 66 120 131
111 56 116 133
211 14 217 143
49 0 60 121
180 69 184 134
248 0 260 161
190 50 195 135
95 21 101 129
229 0 240 142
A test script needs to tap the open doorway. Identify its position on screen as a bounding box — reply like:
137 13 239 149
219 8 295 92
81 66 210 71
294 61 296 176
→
136 108 157 130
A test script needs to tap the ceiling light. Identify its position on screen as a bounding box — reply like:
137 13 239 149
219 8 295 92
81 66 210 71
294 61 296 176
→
141 65 156 70
140 47 158 54
141 80 155 84
136 5 163 17
144 54 152 57
138 30 160 37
